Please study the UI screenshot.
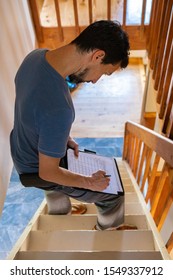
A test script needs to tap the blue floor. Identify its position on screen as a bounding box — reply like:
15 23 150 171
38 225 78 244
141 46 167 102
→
0 137 123 259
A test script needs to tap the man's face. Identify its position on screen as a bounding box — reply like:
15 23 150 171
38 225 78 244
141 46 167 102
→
69 62 121 84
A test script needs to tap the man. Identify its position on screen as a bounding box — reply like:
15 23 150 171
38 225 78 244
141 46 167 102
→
10 20 136 230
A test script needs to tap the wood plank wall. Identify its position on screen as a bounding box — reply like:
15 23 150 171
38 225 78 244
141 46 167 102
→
146 0 173 140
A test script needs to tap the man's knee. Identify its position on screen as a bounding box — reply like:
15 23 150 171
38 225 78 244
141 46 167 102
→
45 190 71 214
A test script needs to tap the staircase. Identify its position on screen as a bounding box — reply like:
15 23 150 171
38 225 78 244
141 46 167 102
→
8 155 171 260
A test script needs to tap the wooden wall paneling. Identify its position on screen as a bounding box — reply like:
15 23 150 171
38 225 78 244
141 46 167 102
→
157 10 173 104
54 0 64 41
159 43 173 119
29 0 44 42
154 0 173 90
126 26 148 50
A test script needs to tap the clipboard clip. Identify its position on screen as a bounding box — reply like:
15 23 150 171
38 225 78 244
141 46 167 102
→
84 149 96 154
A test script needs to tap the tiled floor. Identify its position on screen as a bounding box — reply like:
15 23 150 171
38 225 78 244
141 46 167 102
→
0 137 123 259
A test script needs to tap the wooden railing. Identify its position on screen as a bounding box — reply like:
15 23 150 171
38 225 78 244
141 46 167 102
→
29 0 151 49
143 0 173 139
123 120 173 253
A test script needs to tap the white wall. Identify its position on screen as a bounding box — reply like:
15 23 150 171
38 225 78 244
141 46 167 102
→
0 0 36 215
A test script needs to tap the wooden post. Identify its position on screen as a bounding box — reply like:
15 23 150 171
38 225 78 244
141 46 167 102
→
122 0 127 29
28 0 44 43
73 0 80 35
88 0 93 24
140 0 147 37
54 0 64 41
107 0 111 20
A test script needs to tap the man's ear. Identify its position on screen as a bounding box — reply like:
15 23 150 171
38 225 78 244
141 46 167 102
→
92 50 105 63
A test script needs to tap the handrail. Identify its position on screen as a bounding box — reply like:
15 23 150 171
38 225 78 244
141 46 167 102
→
123 121 173 167
123 120 173 255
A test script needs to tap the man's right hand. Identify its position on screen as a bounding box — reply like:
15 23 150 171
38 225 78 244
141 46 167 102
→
85 170 110 192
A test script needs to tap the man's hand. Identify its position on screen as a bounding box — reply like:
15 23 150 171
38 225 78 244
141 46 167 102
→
67 136 79 157
85 170 110 192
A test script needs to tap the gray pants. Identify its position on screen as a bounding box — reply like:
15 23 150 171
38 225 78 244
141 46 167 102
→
19 154 124 230
45 186 124 230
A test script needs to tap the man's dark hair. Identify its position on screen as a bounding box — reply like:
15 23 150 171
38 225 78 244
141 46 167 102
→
71 20 130 68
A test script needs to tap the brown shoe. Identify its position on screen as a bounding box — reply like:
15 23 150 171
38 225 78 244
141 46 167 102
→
92 224 137 231
115 224 138 230
71 203 87 215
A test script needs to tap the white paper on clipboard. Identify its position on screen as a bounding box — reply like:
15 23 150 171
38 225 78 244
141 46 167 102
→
67 149 124 195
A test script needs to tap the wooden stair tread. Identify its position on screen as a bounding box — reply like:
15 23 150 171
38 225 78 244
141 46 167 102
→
23 230 155 251
15 250 162 260
37 214 149 230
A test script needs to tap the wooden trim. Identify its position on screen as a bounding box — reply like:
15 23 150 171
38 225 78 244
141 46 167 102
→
124 121 173 167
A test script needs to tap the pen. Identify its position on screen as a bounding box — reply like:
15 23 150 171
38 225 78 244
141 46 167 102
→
104 174 111 177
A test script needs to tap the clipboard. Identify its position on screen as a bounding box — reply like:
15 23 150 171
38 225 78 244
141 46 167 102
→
67 148 124 195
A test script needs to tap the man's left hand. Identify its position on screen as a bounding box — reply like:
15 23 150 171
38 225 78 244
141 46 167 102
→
67 136 79 157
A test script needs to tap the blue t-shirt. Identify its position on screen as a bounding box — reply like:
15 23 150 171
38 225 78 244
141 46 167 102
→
10 49 75 174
